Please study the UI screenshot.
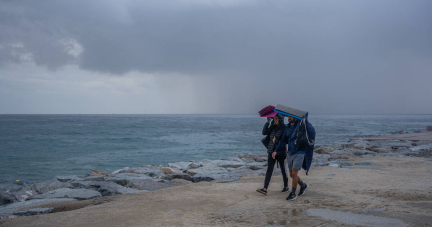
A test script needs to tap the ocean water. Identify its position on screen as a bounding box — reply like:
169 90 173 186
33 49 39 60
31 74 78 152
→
0 114 431 184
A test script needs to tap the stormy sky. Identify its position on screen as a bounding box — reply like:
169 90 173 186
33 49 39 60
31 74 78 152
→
0 0 431 114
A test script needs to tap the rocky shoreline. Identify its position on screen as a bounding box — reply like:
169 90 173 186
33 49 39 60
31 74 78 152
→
1 130 432 218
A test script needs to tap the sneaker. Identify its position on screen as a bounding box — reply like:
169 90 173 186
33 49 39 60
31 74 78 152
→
256 188 267 195
281 187 289 193
286 192 297 200
298 183 309 196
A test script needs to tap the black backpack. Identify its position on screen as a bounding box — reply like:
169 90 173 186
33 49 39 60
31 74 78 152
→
261 134 270 149
296 119 314 148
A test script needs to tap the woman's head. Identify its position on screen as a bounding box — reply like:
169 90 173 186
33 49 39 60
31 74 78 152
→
273 114 284 125
273 116 279 125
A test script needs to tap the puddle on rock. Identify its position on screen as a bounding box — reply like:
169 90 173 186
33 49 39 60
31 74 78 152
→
307 209 407 227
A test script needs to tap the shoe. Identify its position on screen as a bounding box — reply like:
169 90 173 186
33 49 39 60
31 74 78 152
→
281 188 289 192
298 183 309 196
286 192 297 200
256 188 267 195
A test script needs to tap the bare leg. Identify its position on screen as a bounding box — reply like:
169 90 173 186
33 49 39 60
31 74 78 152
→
291 168 300 189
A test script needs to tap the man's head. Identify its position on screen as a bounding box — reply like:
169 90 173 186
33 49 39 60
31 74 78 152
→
288 116 296 125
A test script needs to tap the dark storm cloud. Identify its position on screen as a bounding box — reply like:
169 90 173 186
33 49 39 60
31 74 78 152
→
1 0 431 74
1 0 432 114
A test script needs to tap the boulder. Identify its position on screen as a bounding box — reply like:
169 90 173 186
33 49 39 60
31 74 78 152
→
155 167 183 175
105 173 159 186
192 174 238 183
409 144 432 152
163 173 193 182
13 207 54 216
186 166 229 176
426 126 432 131
129 166 165 177
312 153 331 166
237 154 267 162
381 153 400 157
0 198 76 217
328 160 340 168
168 162 191 171
361 208 384 213
89 170 113 177
30 188 101 200
170 179 192 185
0 192 17 205
220 157 244 163
248 165 265 170
111 167 130 174
340 163 353 168
126 179 172 191
188 163 202 169
314 148 331 154
31 180 74 194
56 176 82 182
355 161 372 165
328 155 350 161
70 181 92 189
83 175 106 181
407 152 421 157
216 160 244 169
0 183 36 203
246 162 267 168
240 158 253 163
88 181 144 196
254 157 267 162
352 141 369 149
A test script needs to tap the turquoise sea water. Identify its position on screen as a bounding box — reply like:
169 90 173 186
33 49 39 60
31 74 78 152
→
0 114 431 184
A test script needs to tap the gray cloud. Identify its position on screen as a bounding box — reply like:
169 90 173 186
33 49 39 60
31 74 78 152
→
0 0 431 114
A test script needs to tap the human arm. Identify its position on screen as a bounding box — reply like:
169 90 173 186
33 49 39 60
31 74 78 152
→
262 118 272 135
275 126 288 155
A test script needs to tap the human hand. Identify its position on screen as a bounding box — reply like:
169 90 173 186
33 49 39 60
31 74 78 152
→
266 117 271 123
273 137 275 143
272 152 276 159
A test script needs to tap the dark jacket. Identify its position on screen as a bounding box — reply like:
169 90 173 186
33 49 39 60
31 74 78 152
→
275 120 299 155
262 114 286 155
276 114 316 175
